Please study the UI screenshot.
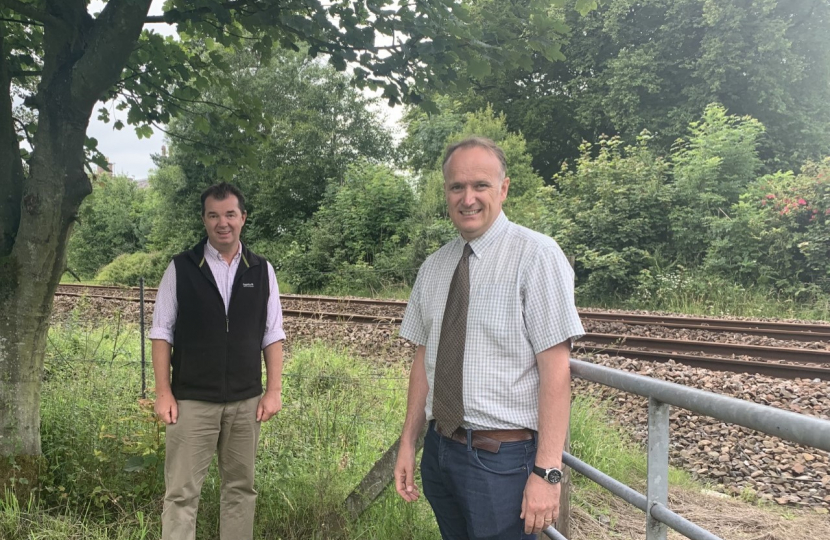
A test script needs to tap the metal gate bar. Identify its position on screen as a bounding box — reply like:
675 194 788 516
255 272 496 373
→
553 359 830 540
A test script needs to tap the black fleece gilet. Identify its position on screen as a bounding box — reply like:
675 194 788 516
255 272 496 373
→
170 238 269 402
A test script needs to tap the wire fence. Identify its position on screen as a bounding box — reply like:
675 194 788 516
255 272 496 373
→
52 277 412 398
45 278 411 436
42 293 413 528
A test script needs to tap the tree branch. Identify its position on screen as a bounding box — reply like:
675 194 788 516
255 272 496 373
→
0 16 42 25
70 0 153 110
122 65 240 117
10 70 41 78
143 0 251 25
0 0 61 26
149 121 228 153
13 116 33 150
0 22 26 256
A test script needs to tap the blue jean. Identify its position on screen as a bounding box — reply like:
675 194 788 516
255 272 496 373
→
420 422 538 540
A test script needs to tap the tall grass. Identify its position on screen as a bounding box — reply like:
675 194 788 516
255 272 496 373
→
7 314 704 539
569 395 694 491
585 269 830 320
20 319 443 539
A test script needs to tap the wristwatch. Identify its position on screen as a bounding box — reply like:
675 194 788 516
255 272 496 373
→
532 465 563 484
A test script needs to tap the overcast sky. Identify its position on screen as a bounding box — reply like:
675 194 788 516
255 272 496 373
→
86 1 403 180
86 1 169 180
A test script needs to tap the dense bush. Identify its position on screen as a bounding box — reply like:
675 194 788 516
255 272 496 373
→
67 174 155 278
95 252 167 287
543 133 672 300
669 104 764 264
282 161 415 293
74 101 828 309
706 158 830 295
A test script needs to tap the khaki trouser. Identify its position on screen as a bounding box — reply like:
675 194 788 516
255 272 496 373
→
162 396 261 540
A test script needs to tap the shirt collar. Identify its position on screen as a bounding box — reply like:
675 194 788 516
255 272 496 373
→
466 211 509 257
205 240 242 263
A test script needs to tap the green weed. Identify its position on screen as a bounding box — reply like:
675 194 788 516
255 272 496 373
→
34 323 713 539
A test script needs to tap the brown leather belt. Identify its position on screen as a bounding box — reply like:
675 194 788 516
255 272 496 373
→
438 424 534 453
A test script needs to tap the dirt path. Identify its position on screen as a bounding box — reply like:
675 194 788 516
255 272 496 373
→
571 484 830 539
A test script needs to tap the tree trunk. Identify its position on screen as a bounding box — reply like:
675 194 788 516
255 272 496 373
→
0 1 153 483
0 112 92 457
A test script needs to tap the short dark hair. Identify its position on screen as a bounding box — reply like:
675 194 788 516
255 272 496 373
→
442 136 507 179
200 182 246 216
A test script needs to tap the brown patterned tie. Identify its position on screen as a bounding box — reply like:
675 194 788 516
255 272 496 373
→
433 243 473 437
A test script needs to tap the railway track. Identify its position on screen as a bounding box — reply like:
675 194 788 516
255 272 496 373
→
54 284 830 511
55 283 830 380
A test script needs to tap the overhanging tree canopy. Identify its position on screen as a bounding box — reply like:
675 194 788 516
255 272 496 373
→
0 0 593 468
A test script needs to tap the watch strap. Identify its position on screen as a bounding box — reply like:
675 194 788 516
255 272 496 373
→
532 465 563 484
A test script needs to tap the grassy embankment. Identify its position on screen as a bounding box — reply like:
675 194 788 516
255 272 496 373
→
1 307 700 540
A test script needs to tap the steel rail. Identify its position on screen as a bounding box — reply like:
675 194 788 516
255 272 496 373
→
55 288 830 379
281 293 408 307
58 283 142 291
56 292 147 302
584 318 830 342
583 333 830 364
55 291 830 355
55 285 830 334
282 310 402 324
576 345 830 381
581 311 830 334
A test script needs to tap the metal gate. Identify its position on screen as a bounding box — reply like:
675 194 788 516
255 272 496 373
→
542 359 830 540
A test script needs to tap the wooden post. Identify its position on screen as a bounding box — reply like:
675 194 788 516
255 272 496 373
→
555 424 571 539
343 425 426 520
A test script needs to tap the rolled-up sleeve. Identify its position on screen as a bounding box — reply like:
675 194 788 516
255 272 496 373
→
149 261 178 345
262 262 286 349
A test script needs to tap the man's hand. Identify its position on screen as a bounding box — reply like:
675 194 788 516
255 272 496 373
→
155 393 178 425
394 443 420 502
256 390 282 422
520 473 560 535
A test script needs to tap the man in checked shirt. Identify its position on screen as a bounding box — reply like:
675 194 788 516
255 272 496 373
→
150 182 285 540
394 137 584 539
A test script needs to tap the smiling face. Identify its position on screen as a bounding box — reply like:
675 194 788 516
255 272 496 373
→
202 194 247 255
443 145 510 241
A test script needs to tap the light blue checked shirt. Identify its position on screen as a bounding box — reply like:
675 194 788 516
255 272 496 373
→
400 212 584 431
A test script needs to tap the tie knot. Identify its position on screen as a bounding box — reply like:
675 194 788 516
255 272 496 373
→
462 243 473 259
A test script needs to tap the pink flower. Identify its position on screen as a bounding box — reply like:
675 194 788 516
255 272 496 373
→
766 194 775 200
798 198 807 205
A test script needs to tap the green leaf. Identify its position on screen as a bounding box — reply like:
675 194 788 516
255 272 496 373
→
135 125 154 139
575 0 598 16
217 165 236 180
467 57 492 78
194 116 210 134
124 456 146 473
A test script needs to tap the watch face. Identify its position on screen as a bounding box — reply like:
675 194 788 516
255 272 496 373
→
546 469 562 484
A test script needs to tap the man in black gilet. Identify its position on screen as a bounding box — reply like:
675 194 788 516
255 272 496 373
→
150 183 285 540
